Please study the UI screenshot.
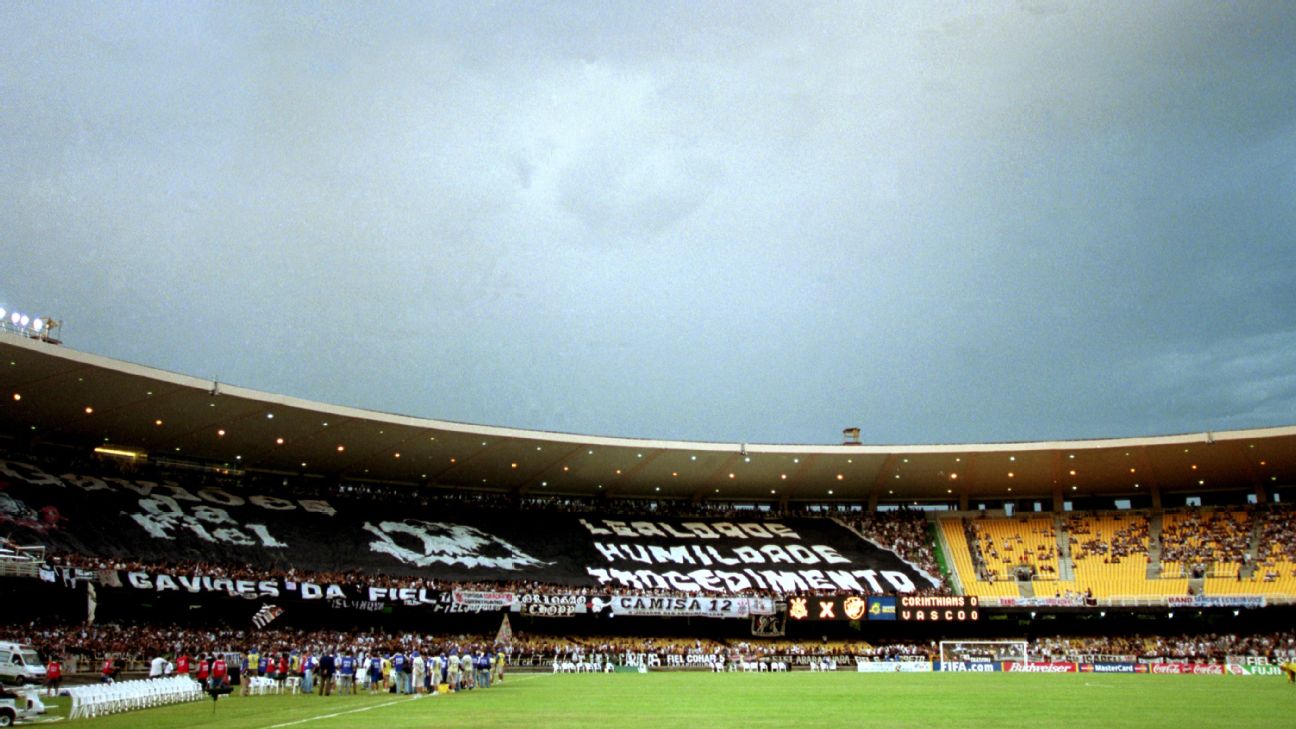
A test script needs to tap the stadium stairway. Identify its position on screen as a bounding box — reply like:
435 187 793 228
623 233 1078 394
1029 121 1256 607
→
1242 518 1263 579
928 521 958 592
1017 579 1035 598
934 518 965 594
1146 512 1164 579
1054 514 1074 582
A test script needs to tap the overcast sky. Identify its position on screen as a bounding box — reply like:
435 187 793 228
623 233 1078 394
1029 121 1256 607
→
2 1 1294 446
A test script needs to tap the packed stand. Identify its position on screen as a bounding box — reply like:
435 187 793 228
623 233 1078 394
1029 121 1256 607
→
3 622 1294 674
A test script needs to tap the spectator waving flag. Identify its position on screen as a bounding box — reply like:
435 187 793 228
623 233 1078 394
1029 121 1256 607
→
495 614 513 645
252 604 283 630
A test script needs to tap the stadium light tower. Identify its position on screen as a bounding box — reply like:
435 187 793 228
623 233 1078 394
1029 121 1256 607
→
1 306 63 343
39 317 62 343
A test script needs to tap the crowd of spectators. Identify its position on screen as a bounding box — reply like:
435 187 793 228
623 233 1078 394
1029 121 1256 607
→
1066 513 1150 565
1032 631 1296 662
9 446 1296 602
1253 507 1296 582
2 621 1292 670
44 550 948 601
963 520 994 581
955 507 1296 592
964 516 1058 581
840 511 941 579
1160 509 1251 577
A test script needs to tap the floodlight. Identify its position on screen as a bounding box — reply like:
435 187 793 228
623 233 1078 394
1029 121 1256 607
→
0 308 5 320
32 318 43 332
9 312 18 325
19 314 29 327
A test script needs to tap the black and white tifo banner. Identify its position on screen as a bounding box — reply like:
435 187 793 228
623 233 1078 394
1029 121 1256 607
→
112 571 555 614
100 573 782 619
0 457 939 595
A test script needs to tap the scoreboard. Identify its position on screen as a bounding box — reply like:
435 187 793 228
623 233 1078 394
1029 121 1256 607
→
897 595 979 622
786 594 979 622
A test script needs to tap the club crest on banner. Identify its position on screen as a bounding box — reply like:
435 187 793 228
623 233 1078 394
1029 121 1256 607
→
362 519 553 570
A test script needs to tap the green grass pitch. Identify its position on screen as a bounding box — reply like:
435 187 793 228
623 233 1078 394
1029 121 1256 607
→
39 672 1296 728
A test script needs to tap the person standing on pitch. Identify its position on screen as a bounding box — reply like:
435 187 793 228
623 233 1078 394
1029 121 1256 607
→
412 651 425 695
44 656 62 697
460 651 474 690
301 651 315 695
317 650 335 696
338 650 357 695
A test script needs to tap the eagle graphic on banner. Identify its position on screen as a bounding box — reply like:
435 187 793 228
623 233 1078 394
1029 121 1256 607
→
362 519 552 571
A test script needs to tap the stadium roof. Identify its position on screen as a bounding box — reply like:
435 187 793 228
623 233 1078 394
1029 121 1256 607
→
1 331 1292 505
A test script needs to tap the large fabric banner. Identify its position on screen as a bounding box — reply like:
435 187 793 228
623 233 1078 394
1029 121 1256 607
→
597 594 773 619
0 458 939 595
516 593 586 617
1165 595 1266 609
451 590 516 609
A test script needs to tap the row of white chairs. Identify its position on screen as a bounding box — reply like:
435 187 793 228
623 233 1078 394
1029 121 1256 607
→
246 675 302 694
68 676 205 719
552 660 615 673
739 661 789 672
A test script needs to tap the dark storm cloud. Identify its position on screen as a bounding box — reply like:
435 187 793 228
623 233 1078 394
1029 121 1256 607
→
1 1 1293 444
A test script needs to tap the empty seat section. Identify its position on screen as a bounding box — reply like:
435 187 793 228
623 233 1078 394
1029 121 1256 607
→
1065 514 1161 598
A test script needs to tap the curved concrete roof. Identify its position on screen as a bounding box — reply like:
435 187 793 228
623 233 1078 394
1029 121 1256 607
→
1 331 1292 504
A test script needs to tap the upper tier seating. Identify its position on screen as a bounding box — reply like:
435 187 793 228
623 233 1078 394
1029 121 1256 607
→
965 515 1060 581
1160 508 1251 579
1058 513 1178 598
940 507 1296 601
1203 506 1296 596
937 517 1021 598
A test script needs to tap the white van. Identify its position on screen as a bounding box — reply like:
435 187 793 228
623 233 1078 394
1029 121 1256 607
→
0 644 45 686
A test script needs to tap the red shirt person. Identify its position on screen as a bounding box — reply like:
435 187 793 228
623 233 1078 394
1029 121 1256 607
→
211 657 228 687
45 659 62 695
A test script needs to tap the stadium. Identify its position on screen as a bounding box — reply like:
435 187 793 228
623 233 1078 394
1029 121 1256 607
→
1 322 1295 726
4 3 1296 727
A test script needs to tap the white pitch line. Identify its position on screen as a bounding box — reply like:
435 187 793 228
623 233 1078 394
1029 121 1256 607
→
258 673 551 729
495 673 550 685
261 695 424 729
